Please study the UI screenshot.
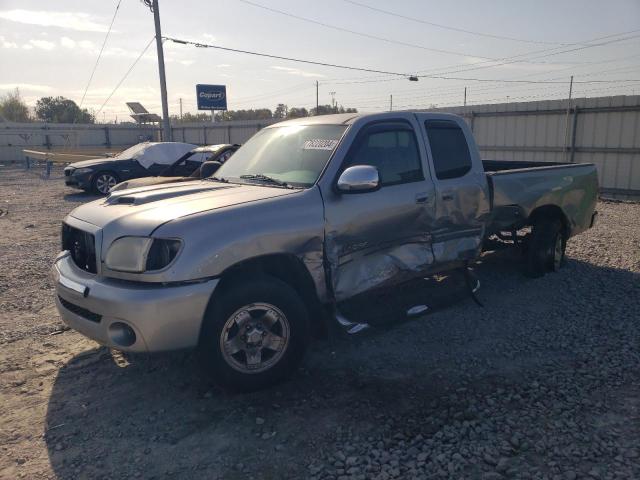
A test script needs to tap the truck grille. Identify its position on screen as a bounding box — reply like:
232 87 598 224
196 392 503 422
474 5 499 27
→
58 296 102 323
61 224 97 274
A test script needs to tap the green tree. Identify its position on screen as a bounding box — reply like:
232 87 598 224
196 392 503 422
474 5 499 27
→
273 103 288 119
311 104 357 116
0 88 31 122
287 107 308 119
215 109 273 121
170 112 213 123
35 96 94 123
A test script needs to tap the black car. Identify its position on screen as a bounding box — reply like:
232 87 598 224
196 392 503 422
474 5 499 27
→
64 142 197 194
109 144 240 192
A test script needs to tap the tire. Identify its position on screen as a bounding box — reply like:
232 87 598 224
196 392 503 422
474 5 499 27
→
92 171 119 195
525 218 566 278
197 275 310 392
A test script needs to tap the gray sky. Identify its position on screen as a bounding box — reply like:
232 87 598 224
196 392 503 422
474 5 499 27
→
1 0 639 121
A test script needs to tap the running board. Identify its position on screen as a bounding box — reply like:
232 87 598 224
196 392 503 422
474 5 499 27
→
335 310 370 334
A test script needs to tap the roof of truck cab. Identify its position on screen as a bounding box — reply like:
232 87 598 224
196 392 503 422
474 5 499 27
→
266 113 363 127
264 111 462 128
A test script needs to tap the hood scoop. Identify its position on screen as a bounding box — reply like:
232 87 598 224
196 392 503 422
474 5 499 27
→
105 183 236 206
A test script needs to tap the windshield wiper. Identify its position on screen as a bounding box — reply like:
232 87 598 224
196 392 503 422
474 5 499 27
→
239 174 292 188
206 176 229 183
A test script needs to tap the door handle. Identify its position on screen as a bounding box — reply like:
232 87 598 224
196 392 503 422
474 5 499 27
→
442 192 454 201
415 192 429 204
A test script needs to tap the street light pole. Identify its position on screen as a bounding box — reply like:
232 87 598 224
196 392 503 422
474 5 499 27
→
152 0 171 141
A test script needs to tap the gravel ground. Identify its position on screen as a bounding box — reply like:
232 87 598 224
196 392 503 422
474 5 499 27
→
0 165 639 480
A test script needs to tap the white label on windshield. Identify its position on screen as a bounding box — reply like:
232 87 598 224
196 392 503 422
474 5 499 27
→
303 139 339 150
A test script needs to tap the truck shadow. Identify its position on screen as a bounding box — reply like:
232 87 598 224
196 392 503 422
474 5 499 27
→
63 191 102 203
44 253 639 479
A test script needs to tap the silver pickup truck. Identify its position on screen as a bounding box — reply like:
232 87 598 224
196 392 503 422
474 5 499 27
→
53 112 598 391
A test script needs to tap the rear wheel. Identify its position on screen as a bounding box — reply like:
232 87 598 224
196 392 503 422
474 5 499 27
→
525 218 566 277
92 171 119 195
198 276 310 392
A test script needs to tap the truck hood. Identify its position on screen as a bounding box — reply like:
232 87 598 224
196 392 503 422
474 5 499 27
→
68 180 299 239
109 176 186 192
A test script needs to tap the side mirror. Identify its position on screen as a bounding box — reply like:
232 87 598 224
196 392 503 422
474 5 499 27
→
336 165 380 193
198 160 223 178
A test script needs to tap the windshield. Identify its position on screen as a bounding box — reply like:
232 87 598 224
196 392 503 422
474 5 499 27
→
215 125 347 187
114 143 148 160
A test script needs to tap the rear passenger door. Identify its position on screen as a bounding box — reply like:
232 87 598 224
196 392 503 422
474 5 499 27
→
323 119 436 301
417 115 491 264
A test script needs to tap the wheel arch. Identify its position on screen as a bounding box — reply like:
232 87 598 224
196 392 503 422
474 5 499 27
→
528 204 570 238
204 253 328 339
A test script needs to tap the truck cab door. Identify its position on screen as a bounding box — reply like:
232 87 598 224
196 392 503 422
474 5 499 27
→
322 118 436 301
415 114 491 264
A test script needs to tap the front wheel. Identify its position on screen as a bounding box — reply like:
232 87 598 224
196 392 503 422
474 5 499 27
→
198 276 310 392
92 171 119 195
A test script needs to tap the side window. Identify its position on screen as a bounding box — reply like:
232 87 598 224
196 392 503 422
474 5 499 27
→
425 120 472 180
347 126 423 186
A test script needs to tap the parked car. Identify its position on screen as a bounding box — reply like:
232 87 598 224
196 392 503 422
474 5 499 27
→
53 112 598 391
109 144 239 192
64 142 197 194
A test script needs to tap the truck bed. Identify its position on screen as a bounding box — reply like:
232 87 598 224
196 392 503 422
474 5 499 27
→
483 160 599 237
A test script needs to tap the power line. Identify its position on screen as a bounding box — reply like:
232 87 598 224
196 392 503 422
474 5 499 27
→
342 0 580 46
95 36 155 116
236 0 640 77
236 0 554 63
79 0 122 109
164 35 640 85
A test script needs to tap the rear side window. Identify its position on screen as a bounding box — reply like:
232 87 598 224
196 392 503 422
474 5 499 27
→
347 126 423 186
425 120 472 180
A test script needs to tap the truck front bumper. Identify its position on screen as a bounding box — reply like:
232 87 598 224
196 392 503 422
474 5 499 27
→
52 253 219 352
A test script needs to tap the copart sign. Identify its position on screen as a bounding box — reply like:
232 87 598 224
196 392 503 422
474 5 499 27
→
196 84 227 110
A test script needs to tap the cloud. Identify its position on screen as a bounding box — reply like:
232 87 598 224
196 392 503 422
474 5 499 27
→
179 60 194 66
0 83 53 93
271 66 326 78
201 33 216 42
0 10 109 32
60 36 75 48
216 64 231 68
0 35 18 48
28 39 56 51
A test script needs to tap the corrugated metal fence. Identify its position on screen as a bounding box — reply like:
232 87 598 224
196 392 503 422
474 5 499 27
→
1 95 638 198
435 95 640 198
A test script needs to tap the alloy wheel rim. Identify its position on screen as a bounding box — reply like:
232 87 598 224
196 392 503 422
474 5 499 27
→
96 174 116 193
219 303 290 374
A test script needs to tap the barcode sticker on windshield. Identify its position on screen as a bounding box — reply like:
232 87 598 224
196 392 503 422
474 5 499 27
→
303 139 339 150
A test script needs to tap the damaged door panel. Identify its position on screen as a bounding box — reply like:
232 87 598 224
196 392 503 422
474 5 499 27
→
418 116 492 263
323 118 437 301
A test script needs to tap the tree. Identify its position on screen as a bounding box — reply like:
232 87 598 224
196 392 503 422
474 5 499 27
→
215 109 273 121
0 88 31 122
287 107 308 119
170 112 213 123
35 96 94 123
311 104 357 116
273 103 288 119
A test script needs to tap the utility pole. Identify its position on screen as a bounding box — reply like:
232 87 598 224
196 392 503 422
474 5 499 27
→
330 91 336 111
389 94 393 111
315 80 319 115
563 75 574 162
151 0 171 141
464 87 467 107
179 98 183 121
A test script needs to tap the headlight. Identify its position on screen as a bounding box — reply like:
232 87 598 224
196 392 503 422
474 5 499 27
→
73 167 93 175
104 236 181 272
